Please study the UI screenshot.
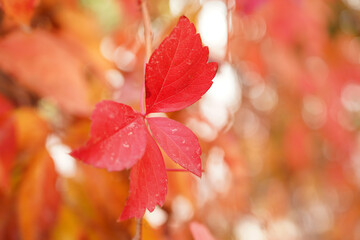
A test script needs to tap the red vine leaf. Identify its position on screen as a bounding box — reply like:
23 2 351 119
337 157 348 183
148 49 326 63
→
148 117 202 177
71 101 147 171
145 16 218 114
71 16 218 221
119 132 167 220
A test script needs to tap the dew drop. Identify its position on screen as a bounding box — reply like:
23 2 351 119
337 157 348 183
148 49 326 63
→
110 152 115 161
123 143 130 148
109 113 115 119
182 139 186 144
128 132 133 136
196 148 201 155
171 128 178 134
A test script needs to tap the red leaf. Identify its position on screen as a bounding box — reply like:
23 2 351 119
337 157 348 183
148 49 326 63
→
119 132 168 220
190 222 216 240
0 116 16 190
148 117 202 177
0 94 15 190
145 16 218 114
71 101 147 171
0 94 13 116
70 16 218 221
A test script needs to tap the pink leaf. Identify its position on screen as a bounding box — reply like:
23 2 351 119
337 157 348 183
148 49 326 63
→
148 117 202 177
190 222 216 240
145 16 218 114
119 132 168 220
71 101 147 171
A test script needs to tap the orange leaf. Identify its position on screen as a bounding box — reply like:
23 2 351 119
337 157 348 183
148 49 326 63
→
17 149 60 240
14 108 49 151
0 30 91 115
0 0 39 24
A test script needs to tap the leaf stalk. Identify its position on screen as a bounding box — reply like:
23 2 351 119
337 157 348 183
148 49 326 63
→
140 0 152 115
132 217 143 240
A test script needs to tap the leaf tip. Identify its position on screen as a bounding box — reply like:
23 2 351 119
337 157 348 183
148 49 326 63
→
118 208 131 221
193 165 202 178
179 15 189 22
118 213 129 222
69 149 79 160
210 62 219 73
119 206 145 221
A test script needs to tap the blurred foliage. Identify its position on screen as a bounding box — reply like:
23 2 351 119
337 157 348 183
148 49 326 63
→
0 0 360 239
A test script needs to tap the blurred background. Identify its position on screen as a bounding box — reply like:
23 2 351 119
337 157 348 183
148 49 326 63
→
0 0 360 239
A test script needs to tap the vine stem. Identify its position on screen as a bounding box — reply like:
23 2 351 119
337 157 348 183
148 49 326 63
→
139 0 152 115
132 218 143 240
141 0 153 59
134 1 152 239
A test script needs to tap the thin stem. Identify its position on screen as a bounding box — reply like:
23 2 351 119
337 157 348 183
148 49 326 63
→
140 80 146 115
141 0 153 60
134 2 152 238
132 217 143 240
140 0 152 115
